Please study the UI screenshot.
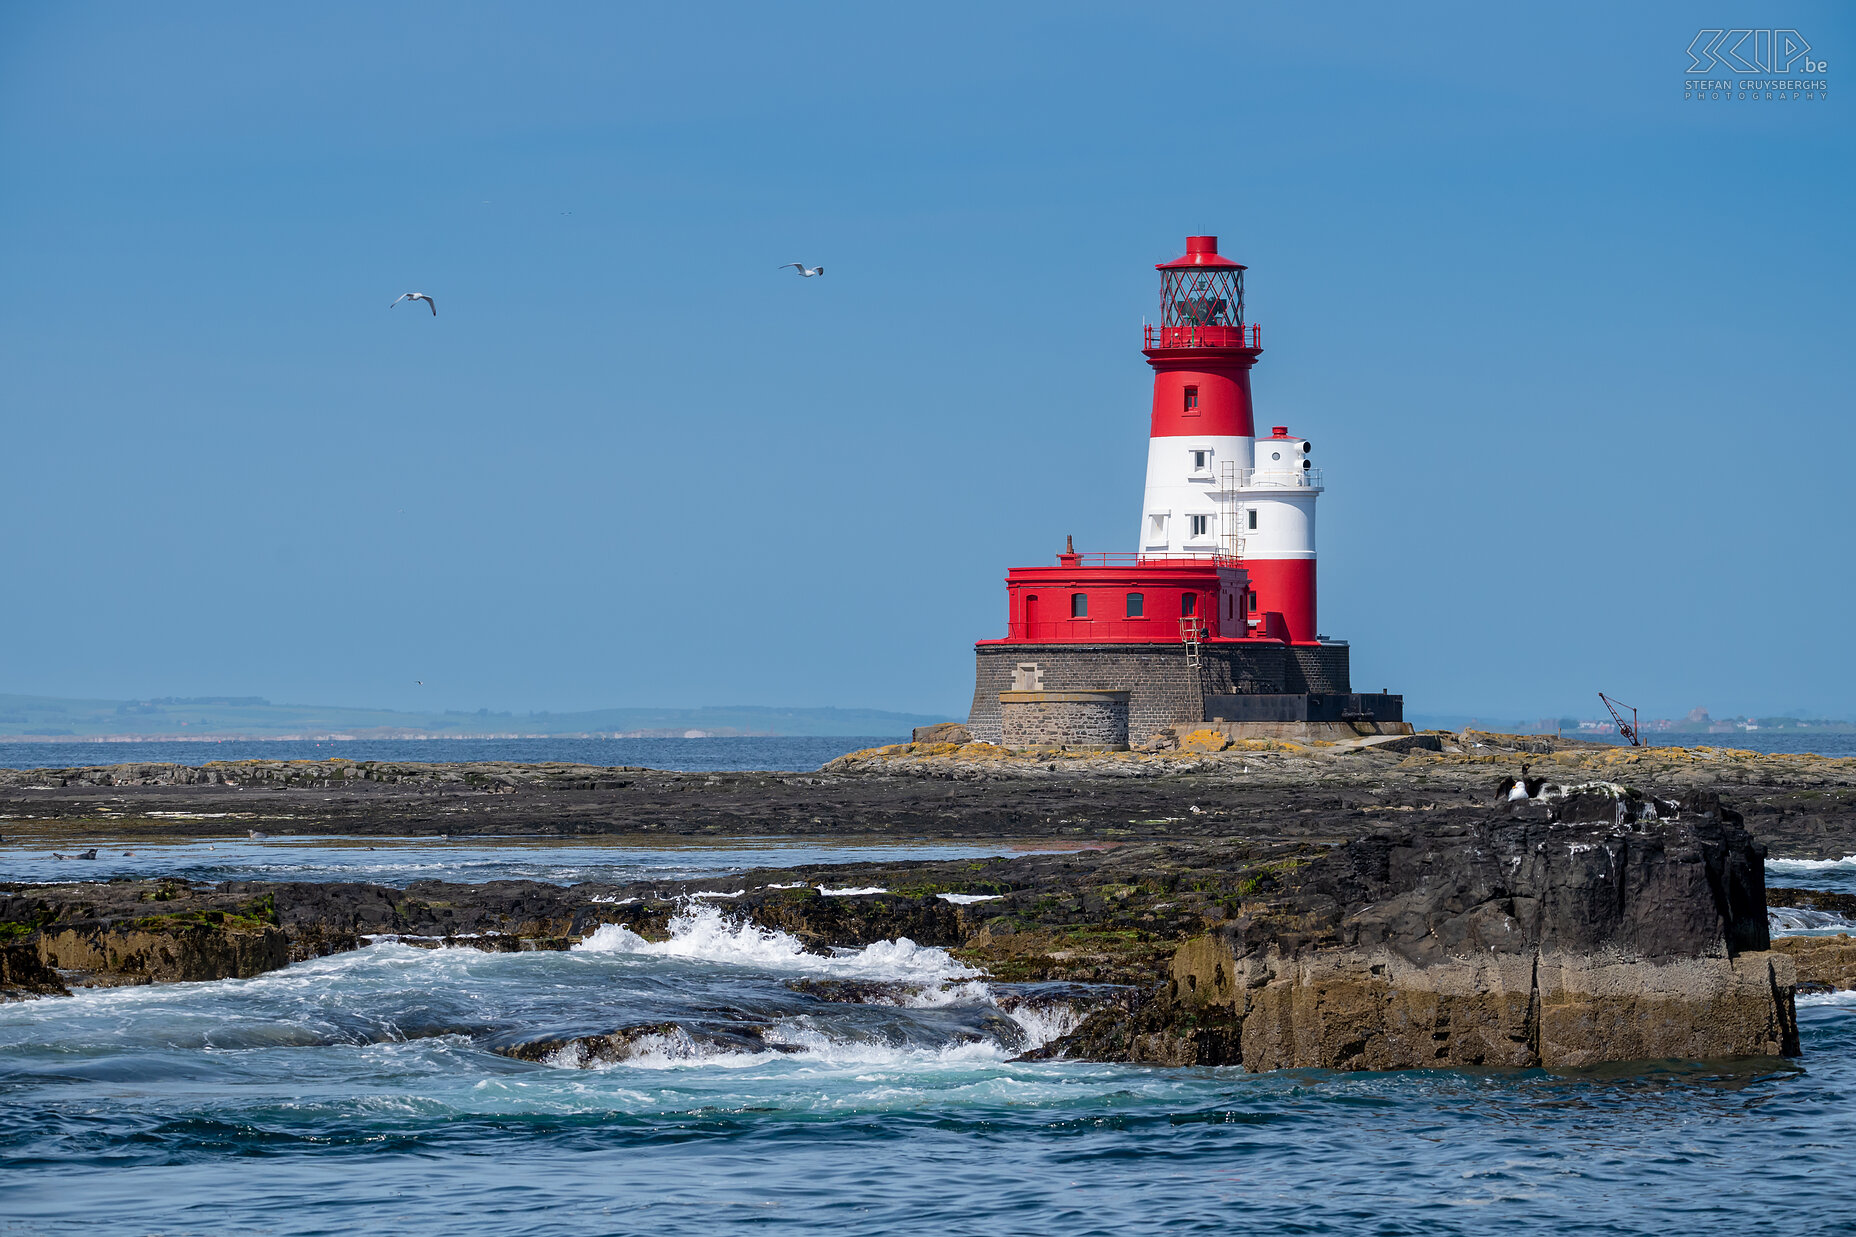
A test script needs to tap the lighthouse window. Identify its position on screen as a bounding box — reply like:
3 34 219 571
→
1184 386 1199 411
1126 592 1144 618
1070 593 1089 619
1247 509 1258 531
1191 450 1209 471
1182 593 1197 617
1189 514 1210 537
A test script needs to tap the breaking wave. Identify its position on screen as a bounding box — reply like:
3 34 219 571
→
1770 906 1856 936
1768 856 1856 872
572 903 978 985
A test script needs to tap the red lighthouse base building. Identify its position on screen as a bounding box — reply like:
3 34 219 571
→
965 237 1407 749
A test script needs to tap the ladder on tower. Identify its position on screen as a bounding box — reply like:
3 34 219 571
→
1181 616 1205 668
1219 460 1246 559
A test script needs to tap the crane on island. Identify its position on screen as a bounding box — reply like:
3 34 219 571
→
1599 692 1644 747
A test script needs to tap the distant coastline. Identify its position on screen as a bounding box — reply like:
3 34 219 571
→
0 729 864 743
0 693 952 742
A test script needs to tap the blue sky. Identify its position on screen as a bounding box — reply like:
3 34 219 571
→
1 2 1850 721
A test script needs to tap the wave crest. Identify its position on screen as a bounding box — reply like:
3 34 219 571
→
572 903 978 985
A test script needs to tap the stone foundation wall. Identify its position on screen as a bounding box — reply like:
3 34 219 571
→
970 643 1353 745
1284 645 1353 694
999 691 1130 749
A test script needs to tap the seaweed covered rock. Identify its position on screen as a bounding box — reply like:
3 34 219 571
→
1042 806 1799 1070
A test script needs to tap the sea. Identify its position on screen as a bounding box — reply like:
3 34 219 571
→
1 729 1852 772
0 735 907 773
5 736 1856 1233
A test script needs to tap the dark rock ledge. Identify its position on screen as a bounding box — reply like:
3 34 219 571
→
0 789 1799 1072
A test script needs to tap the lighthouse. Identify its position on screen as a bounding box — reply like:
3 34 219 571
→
1138 236 1319 642
966 234 1403 748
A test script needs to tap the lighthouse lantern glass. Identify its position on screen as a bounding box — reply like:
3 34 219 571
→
1160 269 1244 330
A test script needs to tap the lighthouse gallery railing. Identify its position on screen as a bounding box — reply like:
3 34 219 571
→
1144 323 1261 350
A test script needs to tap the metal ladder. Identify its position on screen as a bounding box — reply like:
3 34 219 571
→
1180 616 1205 668
1219 460 1247 560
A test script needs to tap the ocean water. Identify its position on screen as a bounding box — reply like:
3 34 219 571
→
1623 732 1856 757
0 836 1050 889
1768 854 1856 899
4 730 1854 773
2 846 1856 1235
0 735 904 773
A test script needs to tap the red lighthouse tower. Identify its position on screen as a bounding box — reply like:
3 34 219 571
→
966 235 1402 748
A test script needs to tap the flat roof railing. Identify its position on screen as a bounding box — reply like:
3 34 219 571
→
1051 551 1244 568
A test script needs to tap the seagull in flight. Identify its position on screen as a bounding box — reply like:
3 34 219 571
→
390 292 437 315
777 263 824 277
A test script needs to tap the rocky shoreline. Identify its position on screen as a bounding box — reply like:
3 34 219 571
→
4 729 1856 856
5 734 1840 1071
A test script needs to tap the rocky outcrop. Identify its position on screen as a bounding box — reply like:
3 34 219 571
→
1039 792 1800 1068
0 941 70 997
1772 935 1856 993
492 1021 802 1066
910 722 972 745
0 785 1811 1072
34 920 291 987
5 734 1855 857
0 884 291 989
0 879 656 991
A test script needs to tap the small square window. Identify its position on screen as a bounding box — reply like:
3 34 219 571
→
1183 386 1199 411
1189 514 1210 537
1071 592 1089 619
1191 450 1209 471
1126 592 1144 618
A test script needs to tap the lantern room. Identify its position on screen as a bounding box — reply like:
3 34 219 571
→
1150 236 1252 350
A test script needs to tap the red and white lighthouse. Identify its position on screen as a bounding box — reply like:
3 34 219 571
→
968 234 1394 747
1138 236 1320 643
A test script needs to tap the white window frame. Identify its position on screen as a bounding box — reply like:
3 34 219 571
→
1187 513 1212 539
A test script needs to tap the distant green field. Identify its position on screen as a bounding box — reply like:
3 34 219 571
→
0 694 951 739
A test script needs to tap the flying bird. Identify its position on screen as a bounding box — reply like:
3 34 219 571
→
777 263 824 277
390 292 437 315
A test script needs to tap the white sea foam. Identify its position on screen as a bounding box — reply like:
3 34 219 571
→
601 1030 1018 1072
818 885 887 896
1797 988 1856 1007
938 893 1003 905
1769 856 1856 872
691 889 745 899
572 903 978 984
1004 998 1089 1050
590 895 638 905
899 979 993 1008
1770 906 1856 936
